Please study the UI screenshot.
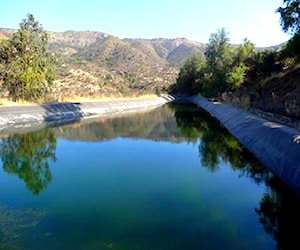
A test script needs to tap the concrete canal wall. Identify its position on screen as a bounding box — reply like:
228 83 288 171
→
0 95 175 133
189 96 300 196
2 93 300 196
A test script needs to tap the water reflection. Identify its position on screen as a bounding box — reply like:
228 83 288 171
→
254 177 300 249
0 129 56 195
0 204 45 249
170 103 300 250
0 104 300 249
170 103 268 177
53 104 183 142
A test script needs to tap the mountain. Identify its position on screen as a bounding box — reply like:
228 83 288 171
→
0 28 284 99
0 28 208 99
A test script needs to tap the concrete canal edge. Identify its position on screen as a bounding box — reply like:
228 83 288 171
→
0 95 175 133
1 93 300 196
188 96 300 196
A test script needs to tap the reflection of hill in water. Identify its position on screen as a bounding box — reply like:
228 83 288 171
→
54 104 185 142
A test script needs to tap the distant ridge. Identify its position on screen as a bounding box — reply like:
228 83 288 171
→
0 28 282 98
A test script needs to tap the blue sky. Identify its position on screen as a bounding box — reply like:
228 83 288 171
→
0 0 290 47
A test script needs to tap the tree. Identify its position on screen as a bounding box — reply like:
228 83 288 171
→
203 28 234 97
235 38 255 64
0 13 55 101
226 39 255 89
277 0 300 35
205 28 233 71
170 52 205 95
226 63 248 89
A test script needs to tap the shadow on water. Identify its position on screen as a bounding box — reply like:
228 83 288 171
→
169 102 300 250
0 103 300 249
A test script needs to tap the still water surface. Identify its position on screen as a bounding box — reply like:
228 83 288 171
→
0 103 299 249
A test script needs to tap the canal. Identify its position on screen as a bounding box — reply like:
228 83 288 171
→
0 103 299 249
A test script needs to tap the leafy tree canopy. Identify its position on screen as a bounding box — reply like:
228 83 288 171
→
277 0 300 35
0 13 55 101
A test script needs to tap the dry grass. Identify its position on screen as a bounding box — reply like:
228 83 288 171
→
64 94 159 102
0 98 37 107
0 94 161 107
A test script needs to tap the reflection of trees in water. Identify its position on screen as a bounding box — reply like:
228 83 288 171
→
171 102 300 250
0 129 57 195
170 102 266 177
0 204 45 249
0 103 299 249
54 104 183 142
255 176 300 250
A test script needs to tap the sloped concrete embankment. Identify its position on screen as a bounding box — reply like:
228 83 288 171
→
190 96 300 196
0 95 175 133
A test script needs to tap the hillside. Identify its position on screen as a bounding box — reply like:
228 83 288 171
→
222 63 300 119
0 28 206 99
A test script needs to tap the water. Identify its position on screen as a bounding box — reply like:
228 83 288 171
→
0 103 299 250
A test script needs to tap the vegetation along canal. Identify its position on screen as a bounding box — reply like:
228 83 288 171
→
0 103 299 250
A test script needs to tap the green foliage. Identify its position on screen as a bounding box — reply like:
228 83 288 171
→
226 63 248 89
171 28 255 97
245 50 284 89
277 0 300 35
236 38 255 64
170 52 205 95
276 1 300 60
282 32 300 59
205 28 233 70
170 103 264 172
0 129 57 195
204 31 256 96
0 13 55 101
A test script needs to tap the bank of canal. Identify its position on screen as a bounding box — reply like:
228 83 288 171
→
1 94 300 197
188 96 300 197
0 95 174 133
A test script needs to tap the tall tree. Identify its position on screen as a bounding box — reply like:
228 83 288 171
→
170 52 205 95
0 13 55 101
203 28 234 96
226 39 255 89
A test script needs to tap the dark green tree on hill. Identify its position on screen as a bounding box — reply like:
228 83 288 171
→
0 13 55 101
171 28 255 97
277 0 300 35
169 52 205 95
277 0 300 59
203 28 234 96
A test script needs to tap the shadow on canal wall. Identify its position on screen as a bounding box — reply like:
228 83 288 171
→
0 102 84 134
0 96 173 134
42 102 83 126
186 96 300 197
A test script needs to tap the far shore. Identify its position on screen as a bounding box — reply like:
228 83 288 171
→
0 94 175 133
0 94 162 107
